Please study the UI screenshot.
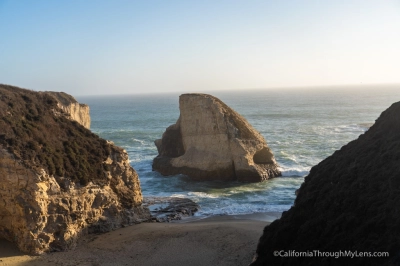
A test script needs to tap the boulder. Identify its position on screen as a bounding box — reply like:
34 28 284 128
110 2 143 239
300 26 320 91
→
0 84 150 254
251 102 400 265
153 93 280 182
143 197 199 222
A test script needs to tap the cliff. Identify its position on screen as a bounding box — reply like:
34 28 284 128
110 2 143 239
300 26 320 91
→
251 102 400 265
45 91 91 129
153 93 280 182
0 84 149 254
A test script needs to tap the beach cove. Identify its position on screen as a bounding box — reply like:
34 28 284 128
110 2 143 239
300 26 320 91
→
0 213 280 266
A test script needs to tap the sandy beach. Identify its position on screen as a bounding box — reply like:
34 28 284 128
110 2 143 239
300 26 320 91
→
0 213 280 266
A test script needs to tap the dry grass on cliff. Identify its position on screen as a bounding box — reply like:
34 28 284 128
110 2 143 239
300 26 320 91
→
0 84 112 186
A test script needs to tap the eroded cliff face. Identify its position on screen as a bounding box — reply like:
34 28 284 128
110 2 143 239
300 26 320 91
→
251 102 400 265
153 94 280 182
0 147 148 254
45 91 91 129
0 85 149 254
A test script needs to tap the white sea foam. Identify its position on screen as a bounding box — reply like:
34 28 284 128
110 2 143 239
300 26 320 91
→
170 193 187 198
188 192 220 199
279 166 310 177
316 123 371 136
131 138 145 145
194 203 294 216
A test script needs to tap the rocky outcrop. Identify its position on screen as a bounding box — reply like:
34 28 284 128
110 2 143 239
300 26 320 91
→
0 85 149 254
144 197 199 222
45 91 91 129
153 93 280 182
251 102 400 265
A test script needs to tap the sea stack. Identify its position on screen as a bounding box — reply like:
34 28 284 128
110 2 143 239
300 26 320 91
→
0 85 150 255
153 93 280 182
251 102 400 265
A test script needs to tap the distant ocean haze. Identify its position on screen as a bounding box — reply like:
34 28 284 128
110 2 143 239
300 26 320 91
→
79 85 400 217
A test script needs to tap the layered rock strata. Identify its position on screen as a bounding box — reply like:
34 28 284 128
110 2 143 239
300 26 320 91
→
251 102 400 265
153 93 280 182
0 85 149 255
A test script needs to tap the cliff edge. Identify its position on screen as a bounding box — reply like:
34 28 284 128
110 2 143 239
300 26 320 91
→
45 91 91 129
0 84 149 255
153 93 280 182
251 102 400 265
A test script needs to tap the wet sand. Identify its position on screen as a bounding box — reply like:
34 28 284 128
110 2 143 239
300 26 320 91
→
0 213 280 266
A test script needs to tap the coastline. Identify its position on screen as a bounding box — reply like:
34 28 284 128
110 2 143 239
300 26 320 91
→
174 211 282 223
0 212 279 266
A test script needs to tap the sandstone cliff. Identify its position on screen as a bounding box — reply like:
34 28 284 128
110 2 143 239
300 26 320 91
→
251 102 400 265
153 93 280 182
0 84 149 255
45 91 91 129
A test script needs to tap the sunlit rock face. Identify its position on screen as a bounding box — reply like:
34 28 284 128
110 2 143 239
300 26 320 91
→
251 102 400 266
153 93 280 182
0 85 149 255
45 91 91 129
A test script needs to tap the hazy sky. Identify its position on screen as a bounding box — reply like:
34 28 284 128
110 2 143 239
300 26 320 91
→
1 0 399 96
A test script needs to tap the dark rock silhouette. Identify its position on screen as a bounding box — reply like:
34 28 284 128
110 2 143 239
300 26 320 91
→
251 102 400 265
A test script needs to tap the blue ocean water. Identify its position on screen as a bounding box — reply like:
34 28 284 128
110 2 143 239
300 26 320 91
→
79 85 400 217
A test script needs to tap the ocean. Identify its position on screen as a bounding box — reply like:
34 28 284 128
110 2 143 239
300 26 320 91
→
78 85 400 217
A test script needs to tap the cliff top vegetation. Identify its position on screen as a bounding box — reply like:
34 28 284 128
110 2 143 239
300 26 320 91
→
0 84 113 187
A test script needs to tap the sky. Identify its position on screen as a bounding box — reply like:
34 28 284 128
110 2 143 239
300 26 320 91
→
0 0 399 96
